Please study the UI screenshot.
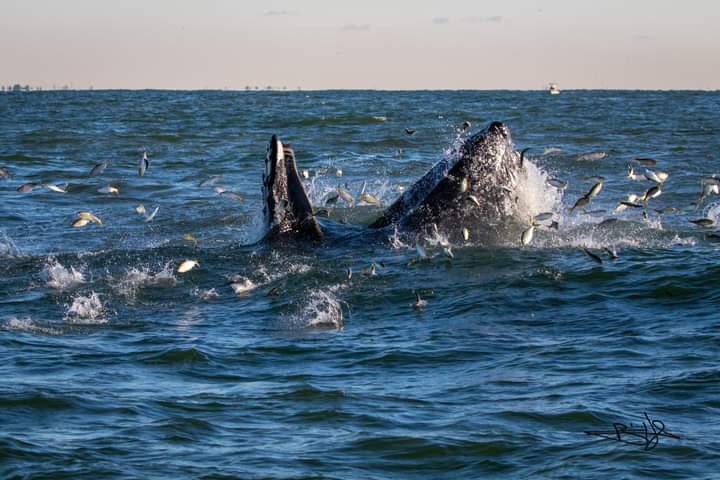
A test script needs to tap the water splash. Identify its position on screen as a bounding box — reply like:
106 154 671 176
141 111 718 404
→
110 263 177 302
64 292 107 324
43 257 86 290
192 287 220 301
2 316 61 335
515 160 564 222
293 289 345 330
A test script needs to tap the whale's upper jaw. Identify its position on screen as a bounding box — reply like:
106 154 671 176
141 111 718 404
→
369 121 520 232
262 136 323 240
461 121 516 178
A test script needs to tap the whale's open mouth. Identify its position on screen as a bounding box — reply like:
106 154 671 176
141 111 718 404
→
262 136 323 240
261 122 521 242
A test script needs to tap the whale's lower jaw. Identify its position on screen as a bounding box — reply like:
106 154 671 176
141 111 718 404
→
370 121 521 235
262 136 323 241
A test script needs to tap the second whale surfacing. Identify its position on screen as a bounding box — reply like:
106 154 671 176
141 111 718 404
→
262 121 524 242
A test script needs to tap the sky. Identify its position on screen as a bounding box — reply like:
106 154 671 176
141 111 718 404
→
1 0 719 90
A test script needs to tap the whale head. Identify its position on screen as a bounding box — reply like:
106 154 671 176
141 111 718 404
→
370 121 522 238
262 136 323 240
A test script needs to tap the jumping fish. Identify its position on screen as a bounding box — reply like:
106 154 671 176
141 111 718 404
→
89 161 110 177
583 248 604 264
77 211 102 224
689 218 715 227
359 192 380 205
144 206 159 222
177 259 199 273
139 151 149 176
45 183 68 193
570 195 591 213
635 157 658 166
413 291 427 309
627 165 644 181
97 184 119 194
17 182 39 193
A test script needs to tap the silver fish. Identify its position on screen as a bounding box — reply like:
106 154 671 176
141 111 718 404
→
413 291 427 309
220 192 244 201
325 192 340 205
605 247 619 260
72 218 90 228
570 195 591 213
586 178 605 198
534 212 554 222
627 165 644 181
635 157 658 166
97 184 119 194
359 192 380 205
577 151 606 161
689 218 714 227
466 195 481 207
642 185 662 201
460 177 469 193
144 206 159 222
139 151 149 176
17 182 39 193
45 182 68 193
199 175 223 187
619 201 644 209
177 259 199 273
337 186 354 204
521 224 535 246
546 178 568 189
89 161 110 176
77 211 102 224
644 169 668 184
583 248 603 264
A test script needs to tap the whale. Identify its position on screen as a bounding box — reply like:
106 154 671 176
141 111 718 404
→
262 135 323 240
262 121 523 242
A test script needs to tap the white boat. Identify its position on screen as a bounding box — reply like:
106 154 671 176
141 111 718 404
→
548 83 560 95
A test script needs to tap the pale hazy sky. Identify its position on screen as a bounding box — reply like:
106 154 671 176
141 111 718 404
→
1 0 719 90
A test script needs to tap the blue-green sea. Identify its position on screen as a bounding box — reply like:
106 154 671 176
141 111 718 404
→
1 90 719 478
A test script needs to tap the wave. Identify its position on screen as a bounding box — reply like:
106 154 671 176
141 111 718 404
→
1 316 61 335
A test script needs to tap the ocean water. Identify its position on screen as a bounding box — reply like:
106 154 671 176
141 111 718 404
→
1 90 719 478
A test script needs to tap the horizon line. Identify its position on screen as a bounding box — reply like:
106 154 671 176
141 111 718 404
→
2 87 719 93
